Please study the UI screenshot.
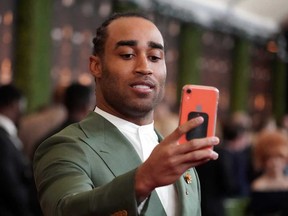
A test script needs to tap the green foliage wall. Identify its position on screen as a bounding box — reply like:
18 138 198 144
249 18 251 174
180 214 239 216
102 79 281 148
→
13 0 52 112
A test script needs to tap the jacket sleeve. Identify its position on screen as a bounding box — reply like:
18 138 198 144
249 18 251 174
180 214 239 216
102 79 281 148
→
33 134 139 216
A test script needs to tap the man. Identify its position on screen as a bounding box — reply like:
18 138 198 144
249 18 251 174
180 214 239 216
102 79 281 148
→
0 84 41 215
33 12 219 216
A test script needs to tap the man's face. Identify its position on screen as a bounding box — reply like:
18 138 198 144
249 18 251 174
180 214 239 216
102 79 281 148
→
92 17 167 124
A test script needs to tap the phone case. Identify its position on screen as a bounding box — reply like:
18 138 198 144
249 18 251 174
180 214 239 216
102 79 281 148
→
178 84 219 144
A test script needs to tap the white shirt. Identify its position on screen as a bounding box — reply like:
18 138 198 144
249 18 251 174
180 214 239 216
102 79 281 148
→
95 107 178 216
0 114 23 150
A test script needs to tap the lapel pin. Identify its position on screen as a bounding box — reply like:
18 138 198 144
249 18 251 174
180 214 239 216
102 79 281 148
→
184 172 192 184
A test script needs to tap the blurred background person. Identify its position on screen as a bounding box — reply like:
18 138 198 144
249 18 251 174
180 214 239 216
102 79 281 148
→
18 84 68 160
31 82 93 158
195 145 231 216
154 83 180 137
58 82 93 129
248 130 288 216
154 100 179 137
0 84 42 216
219 117 255 198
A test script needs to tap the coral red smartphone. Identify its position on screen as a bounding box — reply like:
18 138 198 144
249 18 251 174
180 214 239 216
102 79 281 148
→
178 84 219 144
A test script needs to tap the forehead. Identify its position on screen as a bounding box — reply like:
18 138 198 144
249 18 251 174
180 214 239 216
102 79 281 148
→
106 17 164 46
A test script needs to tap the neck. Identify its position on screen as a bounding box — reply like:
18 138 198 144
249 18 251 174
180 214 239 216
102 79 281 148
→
264 169 285 179
96 105 154 126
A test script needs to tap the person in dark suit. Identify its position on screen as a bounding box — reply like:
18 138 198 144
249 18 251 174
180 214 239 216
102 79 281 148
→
0 84 41 216
33 12 220 216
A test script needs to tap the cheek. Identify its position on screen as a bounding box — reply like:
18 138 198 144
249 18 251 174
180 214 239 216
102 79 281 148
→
102 59 126 79
266 157 286 169
106 64 134 83
155 63 167 82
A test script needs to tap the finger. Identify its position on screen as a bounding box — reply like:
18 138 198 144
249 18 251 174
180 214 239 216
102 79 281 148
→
168 116 204 142
177 136 220 154
180 147 219 164
173 150 218 171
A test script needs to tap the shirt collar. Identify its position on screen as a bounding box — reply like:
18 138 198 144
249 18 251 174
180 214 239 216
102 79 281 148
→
94 107 155 133
0 114 17 136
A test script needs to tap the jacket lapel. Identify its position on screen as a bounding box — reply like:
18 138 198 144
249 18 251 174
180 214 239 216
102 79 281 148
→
176 168 201 216
140 191 166 216
79 112 142 176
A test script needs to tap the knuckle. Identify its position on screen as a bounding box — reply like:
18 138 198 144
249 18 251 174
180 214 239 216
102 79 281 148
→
188 139 198 148
177 125 186 136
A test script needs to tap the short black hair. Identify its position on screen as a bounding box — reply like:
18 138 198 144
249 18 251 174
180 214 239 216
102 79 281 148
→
222 121 247 141
0 84 23 108
64 83 91 113
92 12 151 57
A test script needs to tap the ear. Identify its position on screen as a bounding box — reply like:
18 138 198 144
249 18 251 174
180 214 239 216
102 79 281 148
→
89 55 102 78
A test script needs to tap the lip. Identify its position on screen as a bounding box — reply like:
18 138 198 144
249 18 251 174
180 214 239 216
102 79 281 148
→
130 80 156 93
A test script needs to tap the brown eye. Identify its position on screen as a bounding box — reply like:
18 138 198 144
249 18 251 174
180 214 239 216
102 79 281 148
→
120 54 134 60
149 55 161 62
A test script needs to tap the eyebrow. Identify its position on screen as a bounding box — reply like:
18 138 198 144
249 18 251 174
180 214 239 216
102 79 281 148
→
115 40 137 49
148 41 164 50
114 40 164 50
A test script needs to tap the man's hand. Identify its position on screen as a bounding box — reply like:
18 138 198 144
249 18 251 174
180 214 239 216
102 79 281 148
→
135 116 219 201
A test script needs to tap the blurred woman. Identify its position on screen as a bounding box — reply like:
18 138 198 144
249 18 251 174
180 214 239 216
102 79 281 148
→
248 130 288 216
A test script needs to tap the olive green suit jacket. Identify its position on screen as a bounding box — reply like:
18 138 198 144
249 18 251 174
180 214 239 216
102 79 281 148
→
33 112 201 216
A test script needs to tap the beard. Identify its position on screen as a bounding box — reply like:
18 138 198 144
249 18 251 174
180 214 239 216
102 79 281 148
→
99 67 166 119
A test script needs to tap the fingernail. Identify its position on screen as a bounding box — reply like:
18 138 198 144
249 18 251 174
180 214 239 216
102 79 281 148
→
211 137 219 143
211 151 219 160
196 116 204 123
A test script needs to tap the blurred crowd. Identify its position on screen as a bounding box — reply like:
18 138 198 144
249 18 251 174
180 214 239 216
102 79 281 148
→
0 83 93 216
196 111 288 216
1 83 288 216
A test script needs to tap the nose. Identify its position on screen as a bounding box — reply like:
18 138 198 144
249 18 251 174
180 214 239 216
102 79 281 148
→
135 55 153 75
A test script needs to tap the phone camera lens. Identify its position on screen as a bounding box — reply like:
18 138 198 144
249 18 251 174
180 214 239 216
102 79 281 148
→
187 89 192 94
